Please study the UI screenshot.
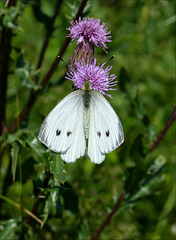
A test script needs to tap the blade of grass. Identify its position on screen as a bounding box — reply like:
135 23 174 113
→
0 194 43 226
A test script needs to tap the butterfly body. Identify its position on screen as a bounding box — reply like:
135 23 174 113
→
38 83 124 164
82 80 92 139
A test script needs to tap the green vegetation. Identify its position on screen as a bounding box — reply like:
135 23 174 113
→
0 0 175 239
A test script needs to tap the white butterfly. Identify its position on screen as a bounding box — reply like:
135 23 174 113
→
38 80 124 164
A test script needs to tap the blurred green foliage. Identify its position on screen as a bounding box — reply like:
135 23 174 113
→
0 0 175 239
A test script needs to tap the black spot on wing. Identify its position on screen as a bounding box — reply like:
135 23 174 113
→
106 130 110 137
67 131 72 137
56 130 61 136
97 131 101 137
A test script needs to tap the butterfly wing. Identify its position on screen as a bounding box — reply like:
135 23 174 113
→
38 90 86 163
88 91 124 164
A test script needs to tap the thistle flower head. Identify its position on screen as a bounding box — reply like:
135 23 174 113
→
66 59 117 98
67 17 111 51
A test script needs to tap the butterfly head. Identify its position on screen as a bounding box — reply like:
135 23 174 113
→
82 78 92 91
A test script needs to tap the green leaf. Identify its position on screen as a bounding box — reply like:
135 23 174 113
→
15 53 41 90
124 134 146 193
49 188 63 217
130 133 145 163
43 187 63 225
16 68 41 90
2 5 24 30
50 153 67 184
135 98 144 119
125 155 166 203
67 0 90 20
11 141 20 182
141 155 166 186
4 129 27 147
60 182 78 214
0 219 18 240
16 51 25 68
26 132 49 167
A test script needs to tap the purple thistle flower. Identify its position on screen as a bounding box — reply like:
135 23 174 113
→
66 59 117 98
67 17 111 51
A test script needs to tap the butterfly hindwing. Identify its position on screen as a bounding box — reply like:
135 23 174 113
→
38 90 86 163
88 91 124 164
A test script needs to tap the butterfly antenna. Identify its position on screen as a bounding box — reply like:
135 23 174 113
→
106 55 115 65
97 55 115 72
58 56 68 68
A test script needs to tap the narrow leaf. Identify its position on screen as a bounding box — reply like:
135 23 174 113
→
11 141 20 182
43 187 63 225
119 67 137 103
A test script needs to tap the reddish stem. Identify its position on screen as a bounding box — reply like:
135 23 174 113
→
0 0 17 135
150 105 176 151
91 192 126 240
36 0 63 76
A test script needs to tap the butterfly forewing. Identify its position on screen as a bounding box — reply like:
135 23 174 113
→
88 91 124 164
38 90 86 162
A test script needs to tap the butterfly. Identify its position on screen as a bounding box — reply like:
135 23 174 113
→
38 80 124 164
